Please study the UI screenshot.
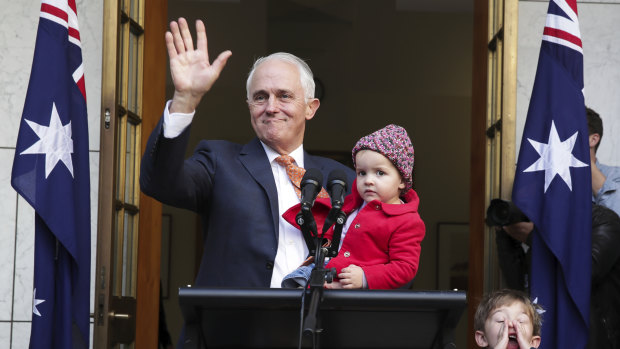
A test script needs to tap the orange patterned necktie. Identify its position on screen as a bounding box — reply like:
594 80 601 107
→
275 155 329 200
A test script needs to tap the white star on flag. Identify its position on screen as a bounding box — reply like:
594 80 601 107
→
532 297 546 315
20 102 74 178
523 120 588 192
33 288 45 317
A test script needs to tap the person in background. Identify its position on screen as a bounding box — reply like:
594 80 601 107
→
282 124 425 289
588 107 620 217
474 289 542 349
587 204 620 348
497 107 620 293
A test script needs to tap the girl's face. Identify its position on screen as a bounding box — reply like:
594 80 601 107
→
475 302 540 349
355 150 405 205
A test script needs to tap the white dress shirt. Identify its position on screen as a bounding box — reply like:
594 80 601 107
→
262 144 308 288
162 100 194 138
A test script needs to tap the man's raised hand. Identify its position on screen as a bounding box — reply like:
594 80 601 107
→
166 18 232 113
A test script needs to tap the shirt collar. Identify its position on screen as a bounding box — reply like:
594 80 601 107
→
261 141 305 168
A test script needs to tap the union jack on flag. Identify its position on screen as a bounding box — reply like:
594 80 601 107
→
11 0 91 347
512 0 591 348
542 0 582 53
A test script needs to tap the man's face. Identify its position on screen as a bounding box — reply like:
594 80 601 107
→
475 302 540 349
247 59 319 154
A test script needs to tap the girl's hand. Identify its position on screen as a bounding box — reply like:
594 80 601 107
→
337 264 364 289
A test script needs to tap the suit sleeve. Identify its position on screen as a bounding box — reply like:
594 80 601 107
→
140 115 216 213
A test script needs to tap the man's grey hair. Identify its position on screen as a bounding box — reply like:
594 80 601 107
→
246 52 316 101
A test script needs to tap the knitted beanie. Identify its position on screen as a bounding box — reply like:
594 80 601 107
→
352 124 415 190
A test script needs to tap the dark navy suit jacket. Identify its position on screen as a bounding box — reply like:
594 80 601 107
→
140 117 355 288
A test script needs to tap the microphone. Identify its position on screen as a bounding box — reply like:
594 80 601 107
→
326 170 347 210
300 168 323 212
322 170 348 234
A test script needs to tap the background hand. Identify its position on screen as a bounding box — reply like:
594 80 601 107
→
501 221 534 244
166 18 232 113
591 158 606 196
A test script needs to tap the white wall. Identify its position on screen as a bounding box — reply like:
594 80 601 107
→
517 0 620 166
0 0 102 347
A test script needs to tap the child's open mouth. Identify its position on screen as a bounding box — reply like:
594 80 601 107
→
507 334 519 349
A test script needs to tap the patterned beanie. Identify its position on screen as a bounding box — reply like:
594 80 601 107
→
352 124 415 190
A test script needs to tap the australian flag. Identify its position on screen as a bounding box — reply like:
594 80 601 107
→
11 0 90 347
512 0 591 348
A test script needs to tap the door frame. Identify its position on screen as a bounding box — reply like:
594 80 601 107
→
93 0 167 347
468 0 518 347
135 0 167 346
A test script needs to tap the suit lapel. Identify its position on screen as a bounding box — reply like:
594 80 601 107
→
303 152 326 187
239 138 280 238
236 144 328 240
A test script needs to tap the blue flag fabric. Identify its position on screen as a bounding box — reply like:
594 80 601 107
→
512 0 591 348
11 0 90 347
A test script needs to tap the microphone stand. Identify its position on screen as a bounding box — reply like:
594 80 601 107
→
300 207 346 348
296 206 318 257
324 208 347 258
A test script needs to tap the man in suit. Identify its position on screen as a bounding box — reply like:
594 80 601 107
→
140 17 355 288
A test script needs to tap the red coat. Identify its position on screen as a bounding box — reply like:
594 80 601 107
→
283 182 425 289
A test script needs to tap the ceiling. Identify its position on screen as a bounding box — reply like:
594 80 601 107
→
183 0 474 14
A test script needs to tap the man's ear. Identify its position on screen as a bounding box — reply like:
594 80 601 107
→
474 330 489 347
530 335 541 348
589 133 600 148
305 98 320 120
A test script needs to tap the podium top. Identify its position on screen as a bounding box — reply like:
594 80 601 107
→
179 287 467 349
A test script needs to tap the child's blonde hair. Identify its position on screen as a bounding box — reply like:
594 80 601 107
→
474 289 543 336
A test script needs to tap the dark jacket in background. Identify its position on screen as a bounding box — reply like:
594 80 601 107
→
496 228 530 293
588 204 620 349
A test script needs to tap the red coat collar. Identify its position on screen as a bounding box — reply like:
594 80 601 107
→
282 179 421 233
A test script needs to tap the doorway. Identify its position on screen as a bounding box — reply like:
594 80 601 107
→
160 0 474 345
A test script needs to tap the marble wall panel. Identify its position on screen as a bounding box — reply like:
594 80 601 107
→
0 149 17 321
14 197 34 322
0 322 11 348
580 3 620 165
11 322 31 348
0 0 40 149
